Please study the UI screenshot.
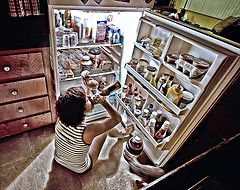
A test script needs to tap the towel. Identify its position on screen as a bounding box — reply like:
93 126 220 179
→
8 0 40 17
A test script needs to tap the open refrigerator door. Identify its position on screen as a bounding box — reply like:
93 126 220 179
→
116 9 240 167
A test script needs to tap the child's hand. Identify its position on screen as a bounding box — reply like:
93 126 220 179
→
90 94 105 104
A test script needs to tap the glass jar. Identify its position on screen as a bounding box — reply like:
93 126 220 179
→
144 66 157 81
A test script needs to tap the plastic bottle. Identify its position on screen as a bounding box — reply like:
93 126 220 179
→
155 116 166 134
139 109 149 127
150 74 157 88
166 83 183 106
154 120 170 143
160 75 174 95
145 118 156 137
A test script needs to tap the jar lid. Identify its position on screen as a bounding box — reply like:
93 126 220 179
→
147 66 157 72
182 91 194 101
138 59 149 67
148 104 153 109
89 48 101 55
143 109 149 114
134 109 142 115
151 111 157 117
157 110 162 115
134 136 142 143
123 85 128 89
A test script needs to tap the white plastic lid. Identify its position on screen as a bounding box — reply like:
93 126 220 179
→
157 110 162 115
182 91 194 101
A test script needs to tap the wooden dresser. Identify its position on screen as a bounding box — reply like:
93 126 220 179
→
0 47 56 138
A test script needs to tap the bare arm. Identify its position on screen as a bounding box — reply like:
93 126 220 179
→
83 95 122 144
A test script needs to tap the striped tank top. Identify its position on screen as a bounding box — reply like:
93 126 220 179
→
54 118 91 173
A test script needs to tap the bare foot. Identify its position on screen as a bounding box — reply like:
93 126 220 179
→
108 124 134 138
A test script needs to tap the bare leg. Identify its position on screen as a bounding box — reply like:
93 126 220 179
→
88 132 108 166
128 157 165 178
108 124 134 138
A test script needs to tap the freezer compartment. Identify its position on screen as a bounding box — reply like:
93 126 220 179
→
117 74 180 149
136 18 171 58
162 34 227 86
125 63 201 115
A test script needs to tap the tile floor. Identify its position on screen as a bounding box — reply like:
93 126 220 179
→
0 124 143 190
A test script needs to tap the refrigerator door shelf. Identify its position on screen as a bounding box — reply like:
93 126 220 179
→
116 74 181 149
162 34 228 88
125 63 200 115
134 42 161 65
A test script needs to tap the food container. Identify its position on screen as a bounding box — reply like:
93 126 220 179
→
166 53 180 63
179 53 195 63
81 55 92 71
89 48 102 67
144 66 157 81
178 90 194 108
136 59 149 76
192 58 210 70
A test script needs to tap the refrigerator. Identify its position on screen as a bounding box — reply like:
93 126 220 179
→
48 1 240 167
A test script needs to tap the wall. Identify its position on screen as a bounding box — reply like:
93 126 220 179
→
0 0 49 51
174 0 221 29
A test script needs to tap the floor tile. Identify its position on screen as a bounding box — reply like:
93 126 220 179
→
0 132 31 166
0 157 34 190
28 124 55 157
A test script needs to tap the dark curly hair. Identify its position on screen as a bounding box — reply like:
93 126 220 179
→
56 86 87 127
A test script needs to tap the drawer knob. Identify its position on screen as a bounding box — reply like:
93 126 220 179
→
12 90 18 95
23 123 28 127
3 66 11 72
18 108 24 113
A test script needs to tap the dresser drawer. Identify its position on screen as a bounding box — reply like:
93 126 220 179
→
0 77 48 104
0 52 44 82
0 96 50 123
0 112 53 138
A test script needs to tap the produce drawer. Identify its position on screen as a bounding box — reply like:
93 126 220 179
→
0 77 48 104
0 96 50 123
0 52 44 82
0 112 52 138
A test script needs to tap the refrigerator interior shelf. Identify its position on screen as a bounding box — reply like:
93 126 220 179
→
59 70 116 81
134 42 161 65
100 47 121 65
125 64 189 115
57 41 122 50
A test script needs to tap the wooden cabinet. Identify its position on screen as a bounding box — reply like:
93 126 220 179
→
0 47 56 138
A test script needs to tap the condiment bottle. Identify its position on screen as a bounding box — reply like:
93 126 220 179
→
150 74 157 88
145 118 156 137
123 135 143 161
121 85 128 101
150 111 157 120
166 83 183 106
139 109 149 127
126 83 133 96
157 75 167 90
129 91 139 112
100 81 121 96
155 116 166 133
147 104 154 119
160 75 174 95
154 120 170 143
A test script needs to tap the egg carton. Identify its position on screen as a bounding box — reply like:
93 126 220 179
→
175 59 208 78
